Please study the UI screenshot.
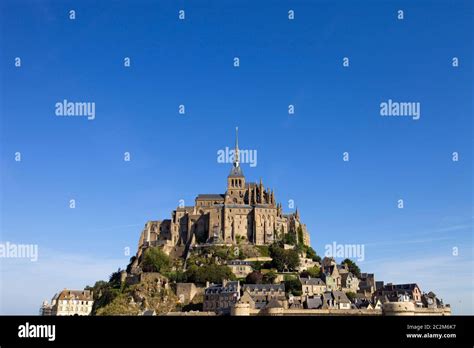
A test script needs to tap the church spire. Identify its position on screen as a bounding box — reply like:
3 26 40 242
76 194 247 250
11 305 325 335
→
234 126 239 168
228 127 244 178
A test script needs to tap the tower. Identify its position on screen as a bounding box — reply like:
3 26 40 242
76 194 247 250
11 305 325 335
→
226 127 246 204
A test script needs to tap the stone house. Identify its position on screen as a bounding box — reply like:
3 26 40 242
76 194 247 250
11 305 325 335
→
297 257 319 272
358 273 376 294
227 260 253 278
321 258 341 291
374 283 422 304
341 272 359 293
332 290 351 309
242 284 286 309
50 289 94 316
421 292 444 309
300 277 326 296
203 280 240 314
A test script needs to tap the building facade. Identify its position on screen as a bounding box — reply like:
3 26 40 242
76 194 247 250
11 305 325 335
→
300 277 326 296
50 289 94 316
227 260 253 278
203 280 240 314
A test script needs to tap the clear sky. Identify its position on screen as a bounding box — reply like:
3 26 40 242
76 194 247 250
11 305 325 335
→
0 0 472 314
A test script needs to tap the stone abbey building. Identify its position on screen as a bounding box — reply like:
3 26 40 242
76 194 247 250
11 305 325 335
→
137 129 310 254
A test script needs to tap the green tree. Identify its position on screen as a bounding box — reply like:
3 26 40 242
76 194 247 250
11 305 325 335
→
166 270 187 283
283 232 297 246
252 261 263 271
305 247 321 263
300 265 320 278
342 259 361 278
142 247 171 273
109 269 123 289
185 264 235 285
346 291 357 302
263 270 277 284
286 249 300 270
284 278 302 296
269 244 286 271
297 225 304 245
245 271 264 284
269 244 300 272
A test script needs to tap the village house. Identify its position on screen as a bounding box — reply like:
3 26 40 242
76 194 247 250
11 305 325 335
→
421 292 445 309
50 289 94 316
337 263 349 275
297 256 320 272
358 273 376 294
305 296 323 309
203 280 240 314
227 260 253 278
300 277 326 296
242 284 286 309
341 272 359 293
288 294 304 309
374 283 422 304
321 258 341 291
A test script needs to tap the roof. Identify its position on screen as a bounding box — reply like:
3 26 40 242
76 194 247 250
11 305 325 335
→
306 297 322 309
341 272 355 280
265 298 283 309
205 281 240 294
300 277 325 286
228 166 244 177
227 260 252 266
225 204 252 209
383 283 419 291
332 290 351 304
196 194 225 200
243 284 285 292
176 206 194 212
56 289 93 301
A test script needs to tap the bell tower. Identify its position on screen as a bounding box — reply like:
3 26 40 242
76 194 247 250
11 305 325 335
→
226 127 246 204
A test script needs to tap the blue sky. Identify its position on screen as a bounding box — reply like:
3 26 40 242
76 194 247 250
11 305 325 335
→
0 0 472 314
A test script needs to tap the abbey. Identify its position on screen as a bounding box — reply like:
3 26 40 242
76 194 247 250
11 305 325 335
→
136 129 310 254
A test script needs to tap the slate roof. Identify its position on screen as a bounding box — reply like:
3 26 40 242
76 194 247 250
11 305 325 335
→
332 290 351 304
205 281 240 294
306 297 323 309
243 284 285 292
54 289 93 301
196 194 225 200
228 166 244 177
265 298 283 309
300 277 325 286
227 260 252 266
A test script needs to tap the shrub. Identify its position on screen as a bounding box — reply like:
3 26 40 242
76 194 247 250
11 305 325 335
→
142 247 171 273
